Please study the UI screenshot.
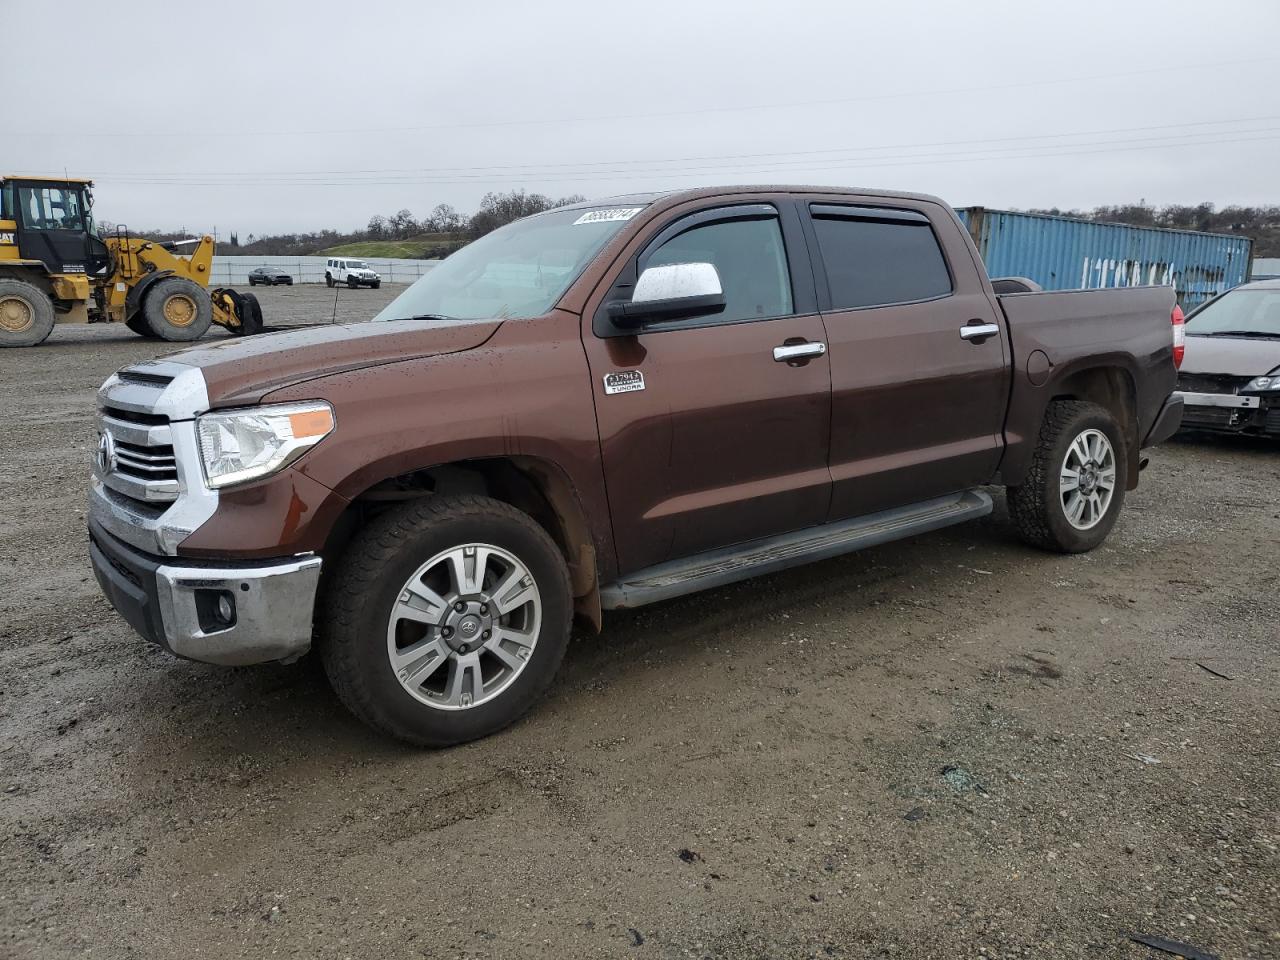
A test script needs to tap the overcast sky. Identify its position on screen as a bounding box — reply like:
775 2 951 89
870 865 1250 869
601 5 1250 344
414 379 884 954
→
8 0 1279 236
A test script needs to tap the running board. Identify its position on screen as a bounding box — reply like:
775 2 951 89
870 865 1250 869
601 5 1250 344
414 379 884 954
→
600 489 993 609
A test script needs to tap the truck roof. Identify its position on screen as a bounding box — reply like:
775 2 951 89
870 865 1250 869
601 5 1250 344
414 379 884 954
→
557 184 949 212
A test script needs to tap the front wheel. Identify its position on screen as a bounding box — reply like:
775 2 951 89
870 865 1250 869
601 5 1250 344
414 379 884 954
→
372 280 381 289
141 276 213 341
320 495 572 747
1007 400 1127 553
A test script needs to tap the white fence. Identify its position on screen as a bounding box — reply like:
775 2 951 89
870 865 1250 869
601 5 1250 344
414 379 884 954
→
210 256 438 286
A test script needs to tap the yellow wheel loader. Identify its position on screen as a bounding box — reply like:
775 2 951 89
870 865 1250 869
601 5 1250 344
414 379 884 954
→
0 175 262 347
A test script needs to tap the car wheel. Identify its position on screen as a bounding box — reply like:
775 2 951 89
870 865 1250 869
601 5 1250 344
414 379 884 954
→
372 280 381 289
320 495 572 747
1007 400 1127 553
347 277 359 288
325 274 334 288
141 277 213 341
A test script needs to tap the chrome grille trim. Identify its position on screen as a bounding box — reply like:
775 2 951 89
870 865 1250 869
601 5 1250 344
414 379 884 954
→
90 362 218 556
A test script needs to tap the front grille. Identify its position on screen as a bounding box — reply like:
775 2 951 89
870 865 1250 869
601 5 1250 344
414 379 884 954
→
103 404 168 426
114 438 178 482
1176 373 1250 395
97 371 184 505
1182 407 1236 429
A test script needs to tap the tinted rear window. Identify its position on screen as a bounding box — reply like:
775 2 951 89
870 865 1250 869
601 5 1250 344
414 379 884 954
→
812 211 952 309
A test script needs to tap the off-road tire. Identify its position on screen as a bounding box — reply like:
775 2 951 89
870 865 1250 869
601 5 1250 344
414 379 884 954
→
0 278 56 347
125 315 159 338
141 277 213 341
235 291 263 336
325 273 334 288
1007 400 1127 553
372 280 381 289
347 276 359 289
320 495 572 747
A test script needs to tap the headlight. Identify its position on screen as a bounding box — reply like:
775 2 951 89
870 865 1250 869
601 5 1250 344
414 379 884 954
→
196 401 334 489
1242 375 1279 393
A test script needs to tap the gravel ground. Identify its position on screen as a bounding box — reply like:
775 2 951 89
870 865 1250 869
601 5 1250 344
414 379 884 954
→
1 284 1277 960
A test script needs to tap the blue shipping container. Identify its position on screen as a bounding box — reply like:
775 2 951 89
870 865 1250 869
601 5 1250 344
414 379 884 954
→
955 208 1253 308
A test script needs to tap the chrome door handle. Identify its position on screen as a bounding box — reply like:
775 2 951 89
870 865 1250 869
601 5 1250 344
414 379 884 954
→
773 341 827 362
960 322 1000 342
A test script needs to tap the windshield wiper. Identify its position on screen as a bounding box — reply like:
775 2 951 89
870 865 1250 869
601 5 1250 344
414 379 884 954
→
1189 330 1280 339
399 313 457 322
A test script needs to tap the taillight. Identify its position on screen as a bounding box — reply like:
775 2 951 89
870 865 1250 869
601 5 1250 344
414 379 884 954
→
1171 304 1185 369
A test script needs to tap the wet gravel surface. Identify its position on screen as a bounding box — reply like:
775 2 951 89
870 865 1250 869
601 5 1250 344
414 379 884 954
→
1 285 1277 959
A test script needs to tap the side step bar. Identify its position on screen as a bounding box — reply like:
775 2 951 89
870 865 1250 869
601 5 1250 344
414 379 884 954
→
600 489 993 610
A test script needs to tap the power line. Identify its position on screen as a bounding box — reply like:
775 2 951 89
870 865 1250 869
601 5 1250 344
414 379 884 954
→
14 56 1278 140
87 128 1280 188
79 114 1280 181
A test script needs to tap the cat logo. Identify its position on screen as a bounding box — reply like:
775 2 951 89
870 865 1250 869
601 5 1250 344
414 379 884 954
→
0 232 14 245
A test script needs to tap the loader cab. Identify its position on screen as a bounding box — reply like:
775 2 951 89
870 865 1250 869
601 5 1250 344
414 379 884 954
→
1 176 111 279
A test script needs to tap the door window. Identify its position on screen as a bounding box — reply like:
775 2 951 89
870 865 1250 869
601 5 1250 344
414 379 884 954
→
644 215 793 324
811 209 952 309
18 186 85 232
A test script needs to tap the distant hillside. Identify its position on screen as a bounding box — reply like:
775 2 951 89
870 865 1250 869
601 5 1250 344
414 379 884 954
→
317 234 466 259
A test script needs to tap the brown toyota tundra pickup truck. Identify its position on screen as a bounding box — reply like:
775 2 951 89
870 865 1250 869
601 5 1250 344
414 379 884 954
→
89 186 1185 745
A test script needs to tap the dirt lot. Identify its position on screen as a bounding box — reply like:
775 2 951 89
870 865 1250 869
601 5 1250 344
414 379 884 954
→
1 284 1277 960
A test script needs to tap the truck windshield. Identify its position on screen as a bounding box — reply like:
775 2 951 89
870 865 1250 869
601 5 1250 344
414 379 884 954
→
374 206 640 322
1187 288 1280 338
348 261 369 269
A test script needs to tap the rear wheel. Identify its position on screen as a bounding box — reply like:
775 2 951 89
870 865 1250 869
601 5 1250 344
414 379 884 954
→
1007 400 1127 553
0 278 56 347
141 277 213 341
320 495 572 747
325 273 334 288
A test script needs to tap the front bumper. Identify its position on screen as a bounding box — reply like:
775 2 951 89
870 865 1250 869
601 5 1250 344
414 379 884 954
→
89 521 322 666
1175 390 1277 435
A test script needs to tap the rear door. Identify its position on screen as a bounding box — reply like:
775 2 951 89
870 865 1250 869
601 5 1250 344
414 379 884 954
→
802 199 1009 519
583 200 832 574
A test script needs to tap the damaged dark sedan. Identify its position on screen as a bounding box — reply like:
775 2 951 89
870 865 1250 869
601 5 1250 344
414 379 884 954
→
1175 279 1280 437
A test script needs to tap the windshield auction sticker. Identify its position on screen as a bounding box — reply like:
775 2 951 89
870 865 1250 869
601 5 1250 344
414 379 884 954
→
573 208 643 225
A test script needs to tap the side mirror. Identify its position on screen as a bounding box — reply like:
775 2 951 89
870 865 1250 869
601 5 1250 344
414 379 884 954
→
607 262 726 327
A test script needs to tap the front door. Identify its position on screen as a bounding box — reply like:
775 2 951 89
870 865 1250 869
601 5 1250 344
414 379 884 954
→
802 199 1010 520
583 201 832 574
13 181 94 275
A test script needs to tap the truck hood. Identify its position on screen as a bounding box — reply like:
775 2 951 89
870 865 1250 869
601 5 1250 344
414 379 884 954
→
165 317 504 407
1181 334 1280 378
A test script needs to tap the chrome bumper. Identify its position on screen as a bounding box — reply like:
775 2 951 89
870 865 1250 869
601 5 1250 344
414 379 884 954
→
90 523 322 666
1174 390 1261 409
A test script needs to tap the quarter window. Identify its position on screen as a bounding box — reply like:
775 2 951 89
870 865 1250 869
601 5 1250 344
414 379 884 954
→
645 216 793 324
812 210 952 309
